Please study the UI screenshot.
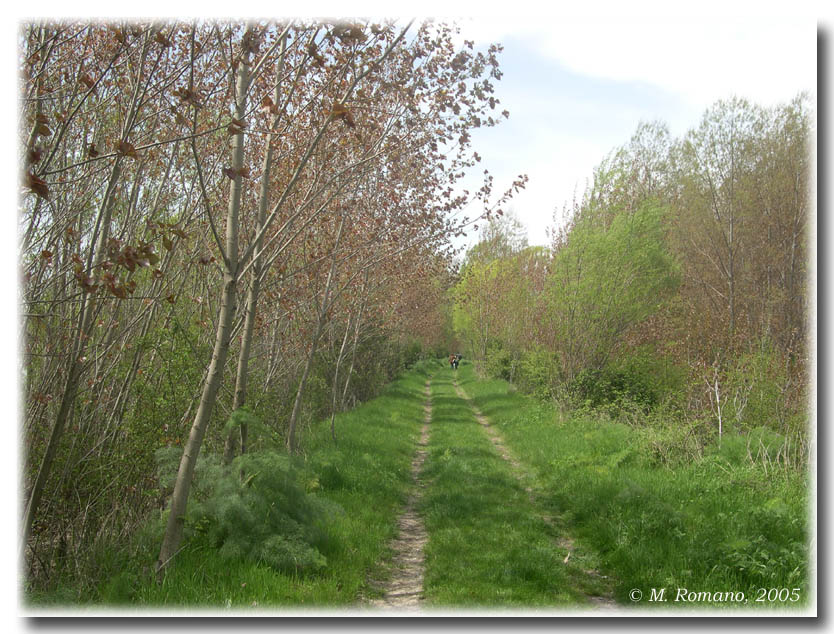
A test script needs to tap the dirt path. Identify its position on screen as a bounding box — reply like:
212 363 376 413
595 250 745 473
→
453 378 618 610
367 379 432 611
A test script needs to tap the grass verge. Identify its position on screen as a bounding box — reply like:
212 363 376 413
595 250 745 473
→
456 363 811 611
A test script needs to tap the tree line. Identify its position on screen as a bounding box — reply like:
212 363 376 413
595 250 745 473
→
19 19 523 587
453 94 811 458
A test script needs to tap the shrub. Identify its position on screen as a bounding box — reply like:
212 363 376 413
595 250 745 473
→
571 367 655 410
484 344 513 381
515 347 557 401
154 447 338 575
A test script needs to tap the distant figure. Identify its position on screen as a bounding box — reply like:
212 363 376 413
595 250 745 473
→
453 354 461 370
449 354 456 369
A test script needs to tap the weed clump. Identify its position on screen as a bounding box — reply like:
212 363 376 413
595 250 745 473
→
155 447 338 575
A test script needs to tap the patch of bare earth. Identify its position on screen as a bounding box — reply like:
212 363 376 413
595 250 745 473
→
366 380 432 611
453 379 618 610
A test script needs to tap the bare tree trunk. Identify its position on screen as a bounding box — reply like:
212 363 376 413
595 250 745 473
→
156 40 250 576
340 272 369 409
286 215 345 454
156 271 238 574
223 34 287 464
329 312 354 443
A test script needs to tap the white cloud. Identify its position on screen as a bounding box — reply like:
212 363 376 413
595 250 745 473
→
456 15 815 111
532 19 815 110
448 11 818 248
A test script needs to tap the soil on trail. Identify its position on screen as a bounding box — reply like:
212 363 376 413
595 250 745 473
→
367 380 432 611
453 378 618 610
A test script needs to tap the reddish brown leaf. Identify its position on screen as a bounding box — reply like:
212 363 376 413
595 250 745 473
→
79 72 96 92
117 140 138 159
78 275 98 293
154 31 172 48
330 102 356 128
307 43 326 66
261 95 278 115
227 118 247 135
26 172 49 199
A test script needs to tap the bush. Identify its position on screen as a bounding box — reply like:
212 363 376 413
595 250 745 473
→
484 344 513 381
720 340 807 437
571 367 655 410
515 347 557 401
154 447 338 575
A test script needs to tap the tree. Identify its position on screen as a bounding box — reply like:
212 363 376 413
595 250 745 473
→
545 201 680 382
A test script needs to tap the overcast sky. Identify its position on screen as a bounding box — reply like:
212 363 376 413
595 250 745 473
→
450 12 818 249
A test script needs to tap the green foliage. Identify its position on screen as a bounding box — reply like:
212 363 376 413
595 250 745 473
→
547 201 680 380
484 344 513 381
515 346 557 401
719 340 806 437
187 450 336 575
572 367 655 410
569 347 684 414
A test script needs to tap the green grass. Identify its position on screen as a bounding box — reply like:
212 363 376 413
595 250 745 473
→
456 363 811 611
420 368 609 607
27 360 440 610
27 359 810 612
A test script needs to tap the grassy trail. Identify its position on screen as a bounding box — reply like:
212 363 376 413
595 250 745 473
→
418 368 612 608
451 375 617 609
31 360 807 613
455 363 810 612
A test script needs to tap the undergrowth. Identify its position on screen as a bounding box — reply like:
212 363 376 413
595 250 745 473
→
27 360 439 609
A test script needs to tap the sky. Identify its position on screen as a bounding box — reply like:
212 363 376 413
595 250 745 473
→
450 12 818 249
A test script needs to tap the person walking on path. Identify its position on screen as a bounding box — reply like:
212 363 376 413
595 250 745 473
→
449 354 456 370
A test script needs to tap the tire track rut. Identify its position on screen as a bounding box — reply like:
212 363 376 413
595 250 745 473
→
367 379 432 610
453 378 618 610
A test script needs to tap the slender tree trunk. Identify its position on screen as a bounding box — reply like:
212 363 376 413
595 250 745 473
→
223 35 287 464
156 41 250 576
22 151 125 555
329 312 354 443
21 26 148 550
340 272 369 409
286 216 344 454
